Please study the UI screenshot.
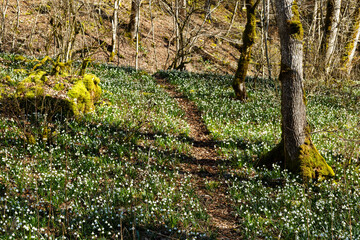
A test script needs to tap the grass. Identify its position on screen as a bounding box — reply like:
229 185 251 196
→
0 55 359 239
162 70 360 239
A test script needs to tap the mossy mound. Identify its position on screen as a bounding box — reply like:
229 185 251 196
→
0 71 102 118
258 137 335 182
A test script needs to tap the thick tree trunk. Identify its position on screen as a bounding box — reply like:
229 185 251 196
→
342 5 360 74
232 0 260 101
260 0 334 181
321 0 342 72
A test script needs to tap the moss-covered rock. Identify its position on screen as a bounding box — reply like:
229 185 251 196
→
0 70 102 118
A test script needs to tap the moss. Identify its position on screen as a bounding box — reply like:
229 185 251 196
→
302 86 307 105
260 127 335 182
32 56 52 71
298 137 335 181
287 1 304 41
25 133 36 145
320 0 335 53
14 69 28 74
22 70 47 84
24 86 44 98
109 51 116 62
14 55 30 63
242 0 258 46
2 57 102 118
83 74 102 102
35 4 51 14
50 60 71 77
68 80 93 115
79 58 92 76
233 0 259 101
54 83 65 91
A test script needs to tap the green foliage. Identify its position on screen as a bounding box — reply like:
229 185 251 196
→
0 61 208 239
162 70 360 238
0 58 359 238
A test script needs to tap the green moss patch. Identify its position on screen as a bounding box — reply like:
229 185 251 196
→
287 1 304 41
0 71 102 118
298 137 335 180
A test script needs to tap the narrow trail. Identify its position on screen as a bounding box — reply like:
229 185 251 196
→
155 76 239 239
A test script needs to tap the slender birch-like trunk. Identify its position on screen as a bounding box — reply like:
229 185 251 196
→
342 5 360 74
226 0 239 36
110 0 120 61
321 0 342 72
128 0 140 40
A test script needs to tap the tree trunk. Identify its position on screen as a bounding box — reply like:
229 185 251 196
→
342 4 360 74
128 0 141 40
204 0 212 22
110 0 120 62
179 0 186 18
232 0 260 101
262 0 272 81
226 0 239 36
0 0 9 51
260 0 334 181
321 0 342 72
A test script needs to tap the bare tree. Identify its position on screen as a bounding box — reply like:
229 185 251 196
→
321 0 342 73
48 0 83 62
160 0 223 70
342 3 360 74
260 0 334 181
204 0 212 22
232 0 260 101
0 0 9 51
149 0 158 70
225 0 239 37
110 0 121 61
128 0 141 40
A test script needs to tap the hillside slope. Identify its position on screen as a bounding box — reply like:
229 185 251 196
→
0 0 252 74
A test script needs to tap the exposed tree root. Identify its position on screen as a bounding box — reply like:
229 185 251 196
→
258 136 335 181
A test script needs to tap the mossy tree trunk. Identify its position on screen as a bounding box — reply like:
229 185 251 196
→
342 4 360 74
260 0 335 181
232 0 260 101
320 0 342 73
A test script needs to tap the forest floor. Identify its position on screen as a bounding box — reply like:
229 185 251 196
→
155 75 238 239
0 57 359 239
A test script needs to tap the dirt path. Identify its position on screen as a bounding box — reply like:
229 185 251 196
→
155 76 239 239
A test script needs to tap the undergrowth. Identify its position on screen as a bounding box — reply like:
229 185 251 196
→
0 55 359 239
162 70 360 239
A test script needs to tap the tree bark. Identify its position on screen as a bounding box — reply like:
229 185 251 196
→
110 0 120 62
204 0 212 22
128 0 141 40
321 0 342 72
226 0 239 36
259 0 334 181
342 4 360 74
232 0 260 101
